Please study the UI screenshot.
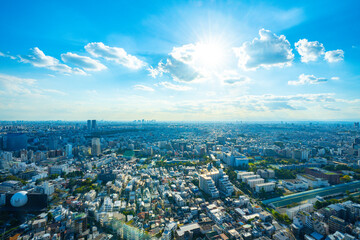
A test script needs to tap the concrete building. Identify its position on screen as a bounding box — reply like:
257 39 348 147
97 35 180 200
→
286 203 313 219
92 138 101 156
243 174 261 183
199 165 233 198
65 144 72 157
218 175 234 197
282 180 308 191
305 168 340 185
49 164 68 175
176 223 201 240
257 169 275 179
255 182 276 193
328 215 346 234
237 171 254 180
247 178 265 188
297 174 330 188
199 175 219 198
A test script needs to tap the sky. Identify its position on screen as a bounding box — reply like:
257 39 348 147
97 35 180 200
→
0 0 360 121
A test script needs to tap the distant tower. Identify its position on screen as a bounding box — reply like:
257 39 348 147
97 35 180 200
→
91 120 97 130
87 120 91 130
91 138 101 156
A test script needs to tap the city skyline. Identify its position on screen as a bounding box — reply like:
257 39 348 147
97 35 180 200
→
1 0 360 121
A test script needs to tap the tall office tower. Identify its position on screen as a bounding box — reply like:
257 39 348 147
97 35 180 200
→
65 144 73 158
91 120 97 130
87 120 91 130
91 138 101 156
5 133 28 151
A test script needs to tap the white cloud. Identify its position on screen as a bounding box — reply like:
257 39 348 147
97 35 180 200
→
0 51 16 60
331 77 340 80
147 61 165 78
164 58 203 83
150 44 204 83
0 74 36 95
295 39 325 62
19 47 86 75
0 73 65 97
61 52 107 71
323 105 340 111
134 84 155 92
288 74 328 85
41 89 67 95
325 49 344 63
157 81 192 91
170 43 197 65
233 29 294 70
85 42 145 70
217 70 251 85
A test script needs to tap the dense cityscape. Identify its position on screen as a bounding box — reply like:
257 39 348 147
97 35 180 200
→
1 0 360 239
0 121 359 240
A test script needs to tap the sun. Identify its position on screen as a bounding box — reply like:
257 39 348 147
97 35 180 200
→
193 41 226 69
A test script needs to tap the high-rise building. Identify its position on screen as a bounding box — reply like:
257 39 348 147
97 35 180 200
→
92 138 101 156
65 144 72 157
87 120 91 130
91 120 97 130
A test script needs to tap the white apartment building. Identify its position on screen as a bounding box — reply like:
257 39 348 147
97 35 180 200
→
237 171 254 180
243 174 261 183
247 178 264 188
286 203 313 219
255 182 276 193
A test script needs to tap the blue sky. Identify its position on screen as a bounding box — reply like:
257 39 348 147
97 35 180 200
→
0 0 359 121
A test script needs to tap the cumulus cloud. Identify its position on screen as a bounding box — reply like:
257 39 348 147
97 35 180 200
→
148 43 210 82
288 74 328 85
61 52 107 72
134 84 155 92
157 81 192 91
85 42 145 70
170 44 197 65
165 58 202 82
233 29 294 70
295 39 325 62
19 47 86 75
325 49 344 63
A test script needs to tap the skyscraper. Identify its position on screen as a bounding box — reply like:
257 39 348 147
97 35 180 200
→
87 120 91 130
65 144 73 158
91 120 97 130
91 138 101 156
